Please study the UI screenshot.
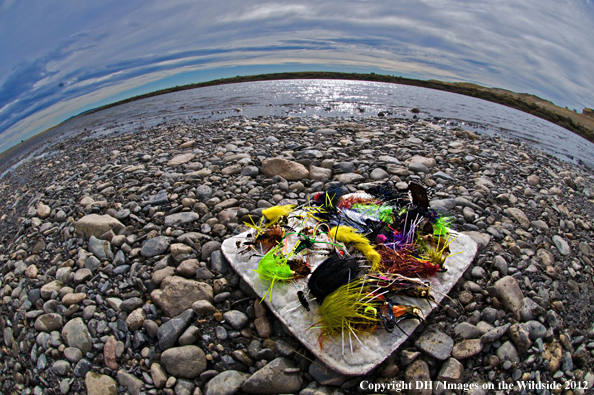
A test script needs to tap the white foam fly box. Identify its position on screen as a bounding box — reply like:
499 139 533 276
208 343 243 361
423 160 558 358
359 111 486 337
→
221 205 478 375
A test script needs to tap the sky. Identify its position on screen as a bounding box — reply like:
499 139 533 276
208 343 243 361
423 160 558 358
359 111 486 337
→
1 0 593 153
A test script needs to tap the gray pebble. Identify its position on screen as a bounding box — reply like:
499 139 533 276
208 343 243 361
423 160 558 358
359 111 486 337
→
408 162 429 173
52 360 71 376
454 322 480 339
37 353 47 370
141 236 170 257
524 320 547 341
60 379 70 394
481 307 497 324
215 326 228 340
256 348 275 360
471 266 486 279
64 347 83 363
222 310 248 330
492 256 508 275
497 341 520 363
414 327 454 361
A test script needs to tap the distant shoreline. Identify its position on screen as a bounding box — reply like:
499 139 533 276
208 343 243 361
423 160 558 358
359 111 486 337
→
2 71 594 169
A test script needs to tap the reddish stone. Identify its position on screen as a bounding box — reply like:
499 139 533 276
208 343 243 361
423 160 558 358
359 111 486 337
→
104 336 118 370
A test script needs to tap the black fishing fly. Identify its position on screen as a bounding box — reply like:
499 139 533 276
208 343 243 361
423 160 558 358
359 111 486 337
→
307 253 359 304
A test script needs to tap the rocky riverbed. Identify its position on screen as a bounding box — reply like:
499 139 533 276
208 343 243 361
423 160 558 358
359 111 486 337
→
0 115 593 395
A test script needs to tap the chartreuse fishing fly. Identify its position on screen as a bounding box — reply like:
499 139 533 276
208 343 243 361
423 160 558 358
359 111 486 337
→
417 234 462 271
328 226 382 271
314 277 381 354
298 196 328 225
253 245 294 302
243 214 266 237
350 203 394 222
432 216 452 237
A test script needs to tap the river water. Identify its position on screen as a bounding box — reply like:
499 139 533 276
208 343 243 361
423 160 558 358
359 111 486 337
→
3 79 594 177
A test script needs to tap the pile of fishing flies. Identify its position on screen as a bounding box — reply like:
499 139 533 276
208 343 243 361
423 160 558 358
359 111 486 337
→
237 182 459 348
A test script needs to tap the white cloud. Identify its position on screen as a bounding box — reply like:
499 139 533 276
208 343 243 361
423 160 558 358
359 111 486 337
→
218 4 311 22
